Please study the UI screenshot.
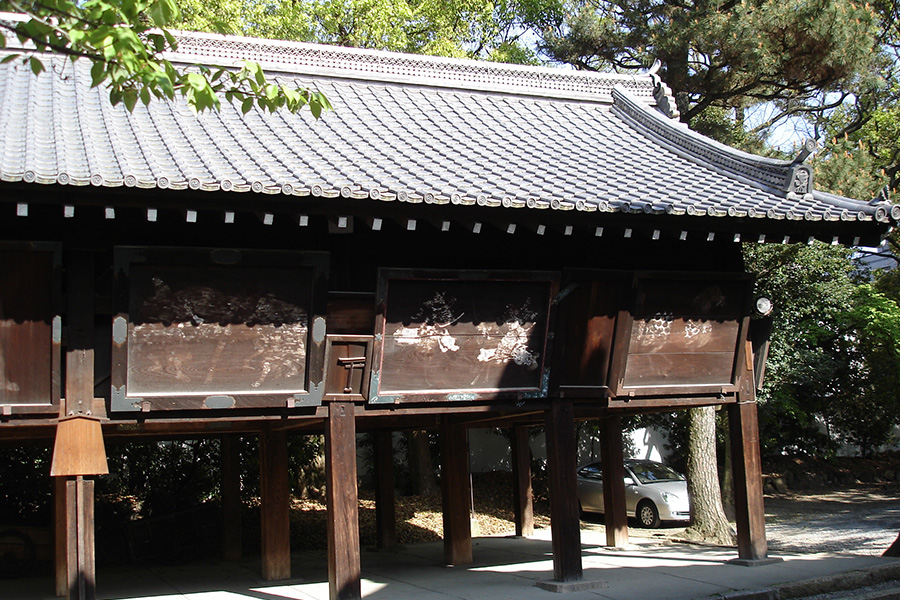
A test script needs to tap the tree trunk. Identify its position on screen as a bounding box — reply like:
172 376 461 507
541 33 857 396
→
884 532 900 557
407 430 438 495
721 412 735 521
682 406 737 546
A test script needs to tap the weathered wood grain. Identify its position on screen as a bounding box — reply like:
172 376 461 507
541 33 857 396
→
326 401 361 600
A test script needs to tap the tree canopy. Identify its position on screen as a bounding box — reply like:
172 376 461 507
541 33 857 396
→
0 0 331 114
540 0 883 129
172 0 562 64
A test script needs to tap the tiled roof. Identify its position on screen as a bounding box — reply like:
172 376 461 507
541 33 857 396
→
0 29 895 240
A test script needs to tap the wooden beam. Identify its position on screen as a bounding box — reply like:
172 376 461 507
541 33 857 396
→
65 477 96 600
600 416 628 548
221 436 242 561
55 477 66 597
440 418 472 565
374 430 397 549
326 401 361 600
545 400 582 582
259 427 291 580
510 426 534 537
729 394 768 561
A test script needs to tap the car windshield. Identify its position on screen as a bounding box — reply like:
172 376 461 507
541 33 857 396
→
627 462 684 484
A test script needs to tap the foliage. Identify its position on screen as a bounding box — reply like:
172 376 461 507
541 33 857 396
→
540 0 881 128
0 445 53 524
745 243 900 458
173 0 563 64
0 0 331 115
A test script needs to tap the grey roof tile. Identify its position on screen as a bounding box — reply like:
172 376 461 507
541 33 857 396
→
0 34 893 235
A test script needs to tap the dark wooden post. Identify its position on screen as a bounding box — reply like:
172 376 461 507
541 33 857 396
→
510 426 534 537
374 429 397 549
600 415 628 548
326 401 361 600
729 395 768 561
221 435 242 561
259 427 291 580
440 418 472 565
65 477 96 600
54 478 67 597
545 400 582 582
53 249 106 600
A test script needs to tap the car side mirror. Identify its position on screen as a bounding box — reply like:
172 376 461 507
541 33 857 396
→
624 477 636 486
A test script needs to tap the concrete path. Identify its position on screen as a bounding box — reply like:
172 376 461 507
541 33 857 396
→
6 529 899 600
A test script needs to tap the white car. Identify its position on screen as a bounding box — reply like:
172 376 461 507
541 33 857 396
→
576 459 691 528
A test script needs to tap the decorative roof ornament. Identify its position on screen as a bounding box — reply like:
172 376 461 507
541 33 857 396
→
786 164 814 201
646 59 680 120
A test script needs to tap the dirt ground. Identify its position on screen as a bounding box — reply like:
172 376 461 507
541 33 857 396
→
579 483 900 557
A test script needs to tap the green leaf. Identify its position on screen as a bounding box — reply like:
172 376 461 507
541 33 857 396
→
241 97 254 114
29 57 44 76
1 54 19 65
148 0 181 28
123 88 138 112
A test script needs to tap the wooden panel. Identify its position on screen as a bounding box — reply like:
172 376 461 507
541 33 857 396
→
127 264 312 396
327 296 375 334
324 336 372 399
614 273 751 396
372 271 557 402
555 271 631 393
0 248 57 411
112 248 328 411
622 351 739 387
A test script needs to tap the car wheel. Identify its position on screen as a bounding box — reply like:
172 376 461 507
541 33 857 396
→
636 500 661 528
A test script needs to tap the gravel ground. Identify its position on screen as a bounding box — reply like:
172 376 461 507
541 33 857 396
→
763 485 900 556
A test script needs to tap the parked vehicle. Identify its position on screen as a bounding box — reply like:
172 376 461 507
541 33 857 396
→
576 459 690 528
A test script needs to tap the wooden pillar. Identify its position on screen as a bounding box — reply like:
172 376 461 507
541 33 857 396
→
729 398 768 561
326 401 361 600
374 430 397 549
63 477 96 600
510 426 534 537
259 427 291 580
600 415 628 548
440 418 472 565
55 249 104 600
221 436 242 561
54 478 67 597
545 400 582 582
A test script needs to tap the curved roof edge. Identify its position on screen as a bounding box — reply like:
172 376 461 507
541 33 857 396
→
611 87 895 224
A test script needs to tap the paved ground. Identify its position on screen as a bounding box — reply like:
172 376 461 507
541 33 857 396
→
6 486 900 600
6 528 900 600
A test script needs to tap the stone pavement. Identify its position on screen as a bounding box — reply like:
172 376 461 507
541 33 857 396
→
6 529 900 600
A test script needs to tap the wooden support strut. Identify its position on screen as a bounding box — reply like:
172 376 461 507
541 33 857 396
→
60 477 96 600
440 417 472 566
729 387 769 561
510 426 534 537
326 401 362 600
221 436 242 561
600 415 628 548
259 427 291 580
545 400 582 582
374 430 397 549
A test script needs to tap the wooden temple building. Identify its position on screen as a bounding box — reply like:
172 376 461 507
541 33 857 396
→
0 27 895 600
